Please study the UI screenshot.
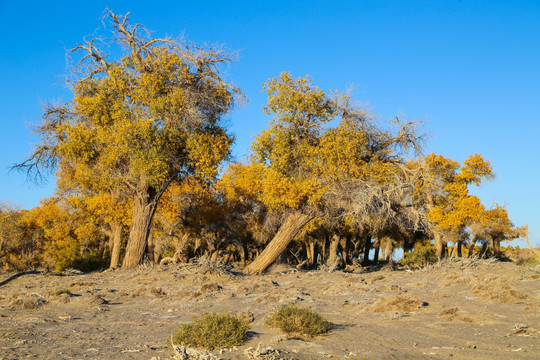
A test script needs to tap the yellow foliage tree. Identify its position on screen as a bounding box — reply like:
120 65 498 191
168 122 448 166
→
16 11 240 268
418 153 493 259
222 72 422 274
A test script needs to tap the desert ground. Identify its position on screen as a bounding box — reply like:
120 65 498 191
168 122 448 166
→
0 258 539 360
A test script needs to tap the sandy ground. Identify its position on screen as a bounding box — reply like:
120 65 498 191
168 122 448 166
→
0 259 539 360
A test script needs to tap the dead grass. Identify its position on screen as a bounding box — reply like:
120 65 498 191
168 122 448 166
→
9 294 47 309
438 306 475 323
364 295 426 313
470 280 528 303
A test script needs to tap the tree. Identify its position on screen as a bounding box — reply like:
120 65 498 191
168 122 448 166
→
417 153 493 259
469 205 519 258
0 204 46 270
221 72 423 274
55 161 132 269
16 10 241 268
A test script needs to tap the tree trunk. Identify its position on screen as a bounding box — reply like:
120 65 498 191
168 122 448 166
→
385 237 393 264
435 232 445 261
373 243 380 264
243 211 312 275
480 241 488 258
340 236 350 265
306 237 317 268
109 223 123 269
468 237 478 258
493 238 501 258
122 188 160 269
320 236 328 265
327 234 340 267
457 241 463 257
147 234 156 264
362 235 371 266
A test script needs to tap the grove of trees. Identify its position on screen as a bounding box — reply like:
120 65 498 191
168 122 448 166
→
1 11 527 273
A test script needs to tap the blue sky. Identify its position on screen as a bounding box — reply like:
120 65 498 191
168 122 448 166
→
1 1 538 247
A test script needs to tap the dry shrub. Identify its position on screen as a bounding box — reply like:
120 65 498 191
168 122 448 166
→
87 294 109 305
150 287 165 296
368 275 385 283
265 304 332 340
438 307 474 323
201 282 222 292
9 294 47 309
50 288 72 296
365 295 426 313
504 247 540 267
470 282 528 303
377 284 402 292
172 313 249 350
439 272 470 287
50 289 73 304
403 281 428 289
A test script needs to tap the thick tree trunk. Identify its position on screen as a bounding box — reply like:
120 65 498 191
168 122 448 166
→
122 188 160 269
493 238 501 258
435 233 445 261
340 236 349 265
109 223 123 269
385 237 393 264
243 211 312 275
306 237 317 268
327 234 340 267
320 236 328 264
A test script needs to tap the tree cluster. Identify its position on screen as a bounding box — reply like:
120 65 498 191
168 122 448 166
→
1 11 526 272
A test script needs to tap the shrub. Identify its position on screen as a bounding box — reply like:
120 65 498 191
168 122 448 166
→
265 304 332 339
51 289 72 296
172 313 249 350
401 241 437 268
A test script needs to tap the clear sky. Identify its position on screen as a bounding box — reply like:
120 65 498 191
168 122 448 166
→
1 0 538 247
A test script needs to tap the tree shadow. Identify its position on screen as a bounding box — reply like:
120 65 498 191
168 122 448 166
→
0 270 39 288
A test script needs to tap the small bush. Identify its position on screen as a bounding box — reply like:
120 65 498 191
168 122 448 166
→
172 313 249 350
51 289 72 296
402 241 437 268
265 304 332 339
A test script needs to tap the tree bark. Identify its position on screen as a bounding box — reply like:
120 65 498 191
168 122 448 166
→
373 242 380 264
340 236 349 265
493 238 501 258
385 237 393 264
327 234 340 267
109 223 123 269
362 235 371 266
306 237 317 268
122 188 160 269
146 234 156 264
243 211 312 275
435 233 445 261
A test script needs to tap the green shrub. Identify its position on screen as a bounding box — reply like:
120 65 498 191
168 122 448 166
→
265 304 332 339
402 241 437 268
172 313 249 350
